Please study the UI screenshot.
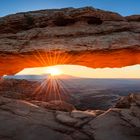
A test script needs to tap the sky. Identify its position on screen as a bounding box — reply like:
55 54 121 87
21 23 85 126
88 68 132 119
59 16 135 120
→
17 65 140 79
0 0 140 17
1 0 140 78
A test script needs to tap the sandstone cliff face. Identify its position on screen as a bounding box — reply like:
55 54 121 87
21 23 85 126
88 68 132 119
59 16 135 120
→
0 7 140 75
0 93 139 140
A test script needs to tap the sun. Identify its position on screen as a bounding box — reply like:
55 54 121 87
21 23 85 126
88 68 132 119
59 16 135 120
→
46 67 62 76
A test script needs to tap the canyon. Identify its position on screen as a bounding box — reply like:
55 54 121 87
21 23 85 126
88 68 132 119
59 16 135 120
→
0 78 140 140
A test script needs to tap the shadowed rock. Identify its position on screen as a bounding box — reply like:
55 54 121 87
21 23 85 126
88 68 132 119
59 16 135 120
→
115 93 140 108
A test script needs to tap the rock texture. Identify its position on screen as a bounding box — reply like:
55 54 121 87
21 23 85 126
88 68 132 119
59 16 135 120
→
31 100 76 112
1 78 140 110
0 93 139 140
0 78 73 103
89 93 140 140
0 7 140 75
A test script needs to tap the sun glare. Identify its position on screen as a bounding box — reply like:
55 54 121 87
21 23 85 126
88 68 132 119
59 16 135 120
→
16 64 140 79
46 67 62 76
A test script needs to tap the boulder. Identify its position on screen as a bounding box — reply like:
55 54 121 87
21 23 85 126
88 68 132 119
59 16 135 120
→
115 93 140 108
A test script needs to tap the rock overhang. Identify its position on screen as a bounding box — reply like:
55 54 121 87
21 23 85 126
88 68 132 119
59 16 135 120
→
0 7 140 76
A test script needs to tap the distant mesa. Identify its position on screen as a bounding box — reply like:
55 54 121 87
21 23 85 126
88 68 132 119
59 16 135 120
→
53 74 79 79
3 74 79 80
3 74 50 80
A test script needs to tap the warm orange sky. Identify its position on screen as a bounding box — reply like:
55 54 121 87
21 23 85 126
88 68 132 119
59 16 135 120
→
16 64 140 78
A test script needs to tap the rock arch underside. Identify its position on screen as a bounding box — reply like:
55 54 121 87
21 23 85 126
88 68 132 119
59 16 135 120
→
0 7 140 76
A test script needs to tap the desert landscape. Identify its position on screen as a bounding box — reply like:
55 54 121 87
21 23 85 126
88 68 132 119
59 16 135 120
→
0 76 140 140
0 1 140 140
1 76 140 110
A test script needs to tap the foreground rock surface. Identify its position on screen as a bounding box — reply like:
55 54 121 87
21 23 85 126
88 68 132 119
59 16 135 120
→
31 100 76 112
0 7 140 75
0 93 140 140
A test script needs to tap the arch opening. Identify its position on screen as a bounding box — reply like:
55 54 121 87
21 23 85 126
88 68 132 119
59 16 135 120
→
1 64 140 110
1 48 140 76
15 64 140 79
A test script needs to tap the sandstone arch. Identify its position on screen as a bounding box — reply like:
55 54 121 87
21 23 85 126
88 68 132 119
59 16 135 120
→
0 7 140 75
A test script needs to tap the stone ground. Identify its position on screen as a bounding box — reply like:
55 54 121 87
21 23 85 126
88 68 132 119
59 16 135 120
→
0 94 140 140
